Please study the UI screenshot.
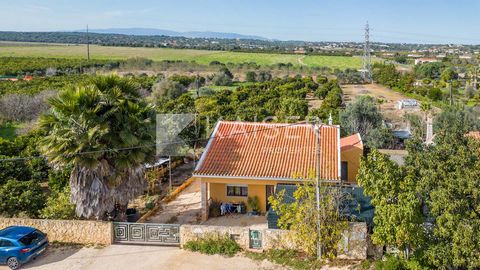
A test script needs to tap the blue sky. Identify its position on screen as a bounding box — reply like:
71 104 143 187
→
1 0 479 44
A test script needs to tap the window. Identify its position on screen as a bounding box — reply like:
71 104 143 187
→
341 161 348 181
19 230 45 246
0 240 14 247
227 185 248 197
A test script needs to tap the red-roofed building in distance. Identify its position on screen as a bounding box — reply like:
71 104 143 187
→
193 121 363 220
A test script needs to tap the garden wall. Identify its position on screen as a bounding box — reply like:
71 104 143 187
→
0 218 112 245
180 222 368 260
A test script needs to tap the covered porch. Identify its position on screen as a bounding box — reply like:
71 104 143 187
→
199 177 288 221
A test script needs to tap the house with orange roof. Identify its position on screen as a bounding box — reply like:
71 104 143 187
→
193 121 363 220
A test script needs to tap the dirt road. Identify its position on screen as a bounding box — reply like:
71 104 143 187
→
1 245 283 270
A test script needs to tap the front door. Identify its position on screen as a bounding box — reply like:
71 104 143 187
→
265 185 275 211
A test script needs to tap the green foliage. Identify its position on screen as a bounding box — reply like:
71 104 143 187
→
414 62 444 80
277 97 309 121
247 196 260 212
359 108 480 268
246 71 257 82
39 75 156 218
183 233 241 257
373 64 399 88
314 79 337 99
0 57 121 76
48 166 72 192
40 186 77 220
0 179 46 218
440 67 458 82
374 255 429 270
0 155 32 184
151 79 187 100
0 74 90 97
427 88 442 101
340 96 393 149
169 74 203 88
358 150 424 257
212 70 234 86
269 177 348 258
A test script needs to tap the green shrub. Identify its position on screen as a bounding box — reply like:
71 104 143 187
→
183 233 241 257
40 186 76 220
374 255 429 270
0 179 46 218
247 196 260 212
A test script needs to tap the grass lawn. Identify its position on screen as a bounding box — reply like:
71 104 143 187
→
0 42 367 69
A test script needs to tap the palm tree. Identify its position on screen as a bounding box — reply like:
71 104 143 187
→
39 75 156 219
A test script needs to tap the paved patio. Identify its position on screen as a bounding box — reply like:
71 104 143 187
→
145 178 268 228
145 178 202 224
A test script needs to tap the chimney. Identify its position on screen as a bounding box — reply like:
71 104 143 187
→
426 116 434 144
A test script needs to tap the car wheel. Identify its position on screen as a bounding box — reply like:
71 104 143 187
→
7 257 20 270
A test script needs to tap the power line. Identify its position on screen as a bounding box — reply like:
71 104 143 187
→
0 121 311 163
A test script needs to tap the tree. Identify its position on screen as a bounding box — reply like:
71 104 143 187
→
245 71 256 82
40 186 76 220
359 109 480 268
39 75 156 219
212 72 233 86
269 177 348 258
427 87 443 101
0 179 46 218
440 67 458 82
151 79 187 100
372 64 399 88
340 96 392 149
0 155 32 184
357 149 424 259
276 97 308 122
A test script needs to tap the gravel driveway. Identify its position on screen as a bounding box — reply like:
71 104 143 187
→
0 245 283 270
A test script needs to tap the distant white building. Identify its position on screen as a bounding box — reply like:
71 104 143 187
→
396 99 418 110
459 55 472 60
408 54 423 58
415 58 439 65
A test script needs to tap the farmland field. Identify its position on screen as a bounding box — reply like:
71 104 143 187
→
0 42 369 69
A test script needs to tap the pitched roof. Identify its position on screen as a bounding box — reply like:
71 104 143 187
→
194 121 340 181
340 133 363 151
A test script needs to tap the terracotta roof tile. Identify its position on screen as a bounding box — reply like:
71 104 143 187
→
340 133 363 151
194 121 340 180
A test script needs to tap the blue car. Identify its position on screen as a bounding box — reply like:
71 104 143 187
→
0 226 49 269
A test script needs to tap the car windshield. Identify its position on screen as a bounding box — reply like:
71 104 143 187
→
19 230 45 246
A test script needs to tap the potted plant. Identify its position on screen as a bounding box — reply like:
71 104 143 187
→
247 196 260 215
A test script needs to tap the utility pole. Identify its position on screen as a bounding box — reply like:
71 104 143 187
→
195 73 200 98
86 24 90 61
473 67 478 90
362 21 372 83
314 122 322 259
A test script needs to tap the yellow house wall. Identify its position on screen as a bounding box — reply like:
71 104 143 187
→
341 147 363 185
199 178 299 213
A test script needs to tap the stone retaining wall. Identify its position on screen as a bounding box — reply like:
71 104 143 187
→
0 218 112 246
180 222 368 260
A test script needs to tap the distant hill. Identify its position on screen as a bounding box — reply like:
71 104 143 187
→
80 28 269 40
